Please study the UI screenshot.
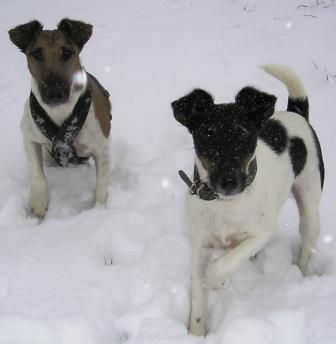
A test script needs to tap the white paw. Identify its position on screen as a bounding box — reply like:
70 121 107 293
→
298 258 309 276
29 182 48 218
203 261 230 290
29 194 48 218
189 317 206 336
95 189 108 204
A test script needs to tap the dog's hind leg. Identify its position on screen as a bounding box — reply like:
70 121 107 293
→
292 178 322 275
94 143 110 204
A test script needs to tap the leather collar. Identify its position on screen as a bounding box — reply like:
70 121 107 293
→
178 167 218 201
178 158 257 201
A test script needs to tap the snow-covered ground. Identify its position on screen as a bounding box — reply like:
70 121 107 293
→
0 0 335 343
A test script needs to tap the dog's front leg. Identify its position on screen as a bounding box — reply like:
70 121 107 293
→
94 144 110 204
204 231 272 290
24 140 48 217
189 231 207 336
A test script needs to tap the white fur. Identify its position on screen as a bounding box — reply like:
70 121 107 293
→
188 67 322 336
261 64 307 99
21 69 110 217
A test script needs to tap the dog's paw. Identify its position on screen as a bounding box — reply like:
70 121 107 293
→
203 261 230 290
95 190 108 204
189 317 206 336
29 196 48 218
29 183 48 218
94 201 107 210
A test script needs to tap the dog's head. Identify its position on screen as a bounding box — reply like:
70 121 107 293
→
8 18 92 106
172 87 276 197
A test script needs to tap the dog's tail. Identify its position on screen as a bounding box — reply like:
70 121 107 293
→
260 64 309 121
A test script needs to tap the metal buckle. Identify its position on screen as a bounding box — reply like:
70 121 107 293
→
189 182 199 195
195 183 205 197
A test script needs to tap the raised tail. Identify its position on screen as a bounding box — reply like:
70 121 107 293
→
260 64 309 121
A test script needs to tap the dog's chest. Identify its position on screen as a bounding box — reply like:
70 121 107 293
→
187 193 261 248
22 101 107 156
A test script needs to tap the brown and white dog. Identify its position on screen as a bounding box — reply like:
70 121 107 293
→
9 19 111 217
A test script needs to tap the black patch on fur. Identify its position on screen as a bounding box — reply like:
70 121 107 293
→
287 97 309 121
171 87 277 196
259 119 288 154
57 18 92 51
310 126 325 189
8 20 43 52
171 89 214 130
236 86 277 127
289 137 307 177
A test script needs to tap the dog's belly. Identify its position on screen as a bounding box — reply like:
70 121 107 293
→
202 208 251 249
204 230 250 249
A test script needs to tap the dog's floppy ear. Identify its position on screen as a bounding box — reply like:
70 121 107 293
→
57 18 92 51
236 86 276 127
8 20 43 53
171 89 214 130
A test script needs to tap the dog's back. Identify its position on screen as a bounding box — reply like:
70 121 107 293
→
261 64 324 190
88 73 112 138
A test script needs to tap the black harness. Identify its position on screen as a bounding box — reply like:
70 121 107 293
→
30 72 111 168
30 87 92 167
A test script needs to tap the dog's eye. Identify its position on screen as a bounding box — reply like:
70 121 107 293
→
61 47 74 61
237 125 250 139
31 48 43 61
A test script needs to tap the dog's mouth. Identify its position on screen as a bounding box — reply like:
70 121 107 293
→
37 75 71 106
213 185 243 198
208 158 258 198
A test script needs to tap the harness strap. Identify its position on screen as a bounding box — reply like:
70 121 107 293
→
30 93 59 141
29 86 92 167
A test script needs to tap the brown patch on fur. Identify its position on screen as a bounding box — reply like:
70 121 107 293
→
205 233 249 249
88 75 112 138
199 156 213 172
73 83 85 93
223 233 248 249
26 30 82 85
9 19 93 105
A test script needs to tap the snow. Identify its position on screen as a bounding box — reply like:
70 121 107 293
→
0 0 336 343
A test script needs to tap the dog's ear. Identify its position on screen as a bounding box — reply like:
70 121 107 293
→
57 18 92 51
171 89 214 130
236 87 276 127
8 20 43 53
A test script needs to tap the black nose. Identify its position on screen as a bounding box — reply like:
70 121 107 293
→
45 88 68 104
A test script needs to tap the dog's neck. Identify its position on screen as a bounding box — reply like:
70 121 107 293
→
194 154 258 200
195 156 210 183
30 69 87 126
29 70 92 167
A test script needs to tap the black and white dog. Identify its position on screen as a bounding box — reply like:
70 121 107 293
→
172 65 324 336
